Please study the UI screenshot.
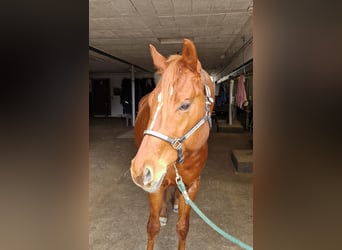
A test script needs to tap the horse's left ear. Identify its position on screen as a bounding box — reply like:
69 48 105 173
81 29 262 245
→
150 44 167 72
182 39 200 73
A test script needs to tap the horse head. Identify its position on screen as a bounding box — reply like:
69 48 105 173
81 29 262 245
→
130 39 214 193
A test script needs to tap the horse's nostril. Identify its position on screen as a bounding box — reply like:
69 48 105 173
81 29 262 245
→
143 167 153 186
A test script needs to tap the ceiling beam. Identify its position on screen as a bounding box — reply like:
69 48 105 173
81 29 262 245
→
89 46 152 73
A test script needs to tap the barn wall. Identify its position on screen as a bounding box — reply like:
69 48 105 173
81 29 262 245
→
218 41 253 79
214 17 253 83
89 72 154 117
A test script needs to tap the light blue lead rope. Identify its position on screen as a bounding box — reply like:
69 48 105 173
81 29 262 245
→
174 166 253 250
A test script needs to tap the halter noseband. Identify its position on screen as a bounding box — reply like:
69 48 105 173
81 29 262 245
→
143 70 214 164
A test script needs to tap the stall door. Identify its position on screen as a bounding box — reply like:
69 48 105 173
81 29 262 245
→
92 79 111 116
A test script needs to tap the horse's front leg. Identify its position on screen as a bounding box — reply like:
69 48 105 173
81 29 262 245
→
146 188 164 250
176 177 201 250
159 188 168 226
173 188 180 213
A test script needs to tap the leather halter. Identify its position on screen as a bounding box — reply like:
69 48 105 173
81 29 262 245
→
143 70 214 164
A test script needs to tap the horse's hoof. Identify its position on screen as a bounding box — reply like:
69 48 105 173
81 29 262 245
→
159 216 168 226
173 204 178 213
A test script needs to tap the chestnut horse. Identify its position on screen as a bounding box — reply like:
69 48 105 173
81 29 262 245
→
130 39 214 250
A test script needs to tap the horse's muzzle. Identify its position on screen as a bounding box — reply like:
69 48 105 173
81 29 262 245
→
130 161 167 193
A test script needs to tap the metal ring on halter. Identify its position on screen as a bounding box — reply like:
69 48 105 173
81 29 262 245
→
171 140 182 150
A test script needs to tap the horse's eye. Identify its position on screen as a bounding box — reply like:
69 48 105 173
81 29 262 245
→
178 101 191 111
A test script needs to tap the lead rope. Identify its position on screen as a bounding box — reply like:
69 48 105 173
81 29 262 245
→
174 164 253 250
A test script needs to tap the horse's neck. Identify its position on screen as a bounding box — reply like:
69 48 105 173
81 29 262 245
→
134 94 151 146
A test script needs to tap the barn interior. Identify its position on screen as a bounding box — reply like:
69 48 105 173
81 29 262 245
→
89 1 254 249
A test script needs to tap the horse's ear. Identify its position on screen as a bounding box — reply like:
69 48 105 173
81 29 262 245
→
149 44 167 72
196 60 202 73
182 39 199 73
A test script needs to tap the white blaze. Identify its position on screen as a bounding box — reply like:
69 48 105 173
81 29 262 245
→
149 92 163 130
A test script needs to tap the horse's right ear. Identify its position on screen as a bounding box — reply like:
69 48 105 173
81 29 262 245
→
149 44 167 72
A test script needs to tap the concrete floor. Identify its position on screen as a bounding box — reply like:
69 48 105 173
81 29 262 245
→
90 118 253 250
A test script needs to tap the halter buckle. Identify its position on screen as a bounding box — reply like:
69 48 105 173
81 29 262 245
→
171 139 182 150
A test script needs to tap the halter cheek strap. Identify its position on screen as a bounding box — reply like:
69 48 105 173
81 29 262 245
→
143 70 214 164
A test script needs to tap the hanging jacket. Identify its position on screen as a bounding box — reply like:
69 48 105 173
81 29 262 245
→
217 83 227 106
235 74 247 108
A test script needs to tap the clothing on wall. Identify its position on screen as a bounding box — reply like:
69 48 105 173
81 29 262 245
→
216 82 227 106
235 74 247 108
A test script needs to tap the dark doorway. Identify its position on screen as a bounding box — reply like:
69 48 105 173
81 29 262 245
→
92 79 111 116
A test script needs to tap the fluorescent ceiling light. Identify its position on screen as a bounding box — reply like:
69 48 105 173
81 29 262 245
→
158 38 192 44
